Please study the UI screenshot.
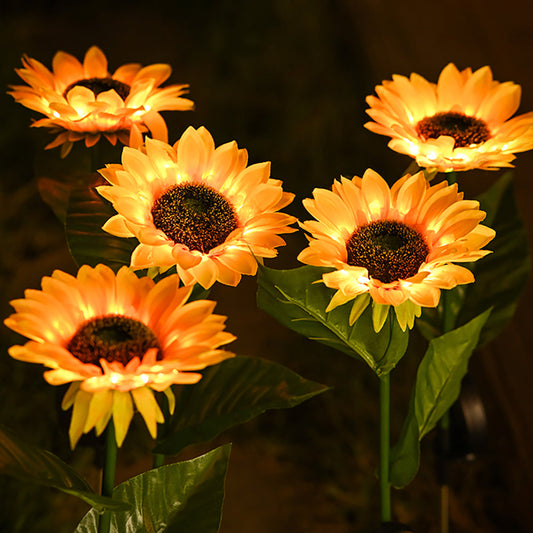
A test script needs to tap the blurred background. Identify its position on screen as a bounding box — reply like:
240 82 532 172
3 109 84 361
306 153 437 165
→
1 1 532 531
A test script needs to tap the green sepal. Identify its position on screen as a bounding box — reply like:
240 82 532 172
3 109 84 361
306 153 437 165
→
154 355 328 455
75 444 231 533
393 300 421 331
372 302 390 332
390 309 491 488
349 293 370 325
0 424 129 512
257 264 409 376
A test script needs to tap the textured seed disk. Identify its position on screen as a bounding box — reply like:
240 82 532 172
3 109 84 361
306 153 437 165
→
152 183 238 253
416 111 491 148
347 220 429 283
67 315 160 366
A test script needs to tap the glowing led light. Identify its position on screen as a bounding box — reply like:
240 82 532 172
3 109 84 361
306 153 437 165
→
452 153 469 162
368 200 382 216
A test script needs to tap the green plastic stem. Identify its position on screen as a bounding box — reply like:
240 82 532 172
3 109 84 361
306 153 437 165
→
153 453 165 469
379 373 391 523
446 170 457 185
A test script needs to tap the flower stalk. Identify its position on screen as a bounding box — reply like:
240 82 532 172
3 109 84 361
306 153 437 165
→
379 373 391 523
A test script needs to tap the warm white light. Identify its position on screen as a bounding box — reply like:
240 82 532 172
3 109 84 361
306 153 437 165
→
368 200 382 217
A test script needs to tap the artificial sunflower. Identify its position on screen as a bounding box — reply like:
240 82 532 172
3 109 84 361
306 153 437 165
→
4 264 235 447
365 63 533 172
9 46 193 157
297 169 495 330
97 126 297 289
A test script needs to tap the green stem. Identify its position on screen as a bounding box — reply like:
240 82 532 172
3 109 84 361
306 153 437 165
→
90 142 102 174
379 373 391 523
439 278 455 532
99 421 118 533
446 170 457 185
153 453 165 469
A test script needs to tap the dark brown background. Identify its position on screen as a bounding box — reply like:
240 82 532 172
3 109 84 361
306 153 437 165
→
1 1 532 532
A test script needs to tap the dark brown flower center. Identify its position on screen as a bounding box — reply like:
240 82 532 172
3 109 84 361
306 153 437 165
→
346 221 429 284
63 77 131 100
151 183 239 253
67 315 160 366
415 111 491 148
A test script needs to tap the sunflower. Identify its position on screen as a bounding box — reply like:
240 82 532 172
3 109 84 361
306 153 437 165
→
9 46 193 157
97 126 297 289
297 169 495 330
4 264 235 447
365 63 533 172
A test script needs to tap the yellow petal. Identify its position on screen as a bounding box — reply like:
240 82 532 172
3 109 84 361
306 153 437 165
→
112 391 134 447
131 387 164 439
69 388 92 449
84 389 114 434
83 46 108 78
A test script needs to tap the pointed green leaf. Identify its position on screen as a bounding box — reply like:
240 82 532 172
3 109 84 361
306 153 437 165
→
37 177 72 224
390 309 491 488
0 424 129 511
34 145 92 223
154 356 328 455
257 264 408 375
65 174 137 271
75 444 231 533
418 172 529 345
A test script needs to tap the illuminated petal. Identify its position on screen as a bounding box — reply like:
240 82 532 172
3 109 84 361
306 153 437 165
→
52 51 83 85
113 391 134 447
84 389 113 433
299 169 493 327
97 126 295 288
131 387 164 439
365 64 533 171
10 47 193 154
69 388 92 448
4 263 235 448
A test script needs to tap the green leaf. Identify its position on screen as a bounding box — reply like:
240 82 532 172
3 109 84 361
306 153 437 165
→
390 309 491 488
0 424 129 512
257 264 408 375
418 172 529 345
65 174 137 271
75 444 231 533
154 356 328 455
37 177 72 224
